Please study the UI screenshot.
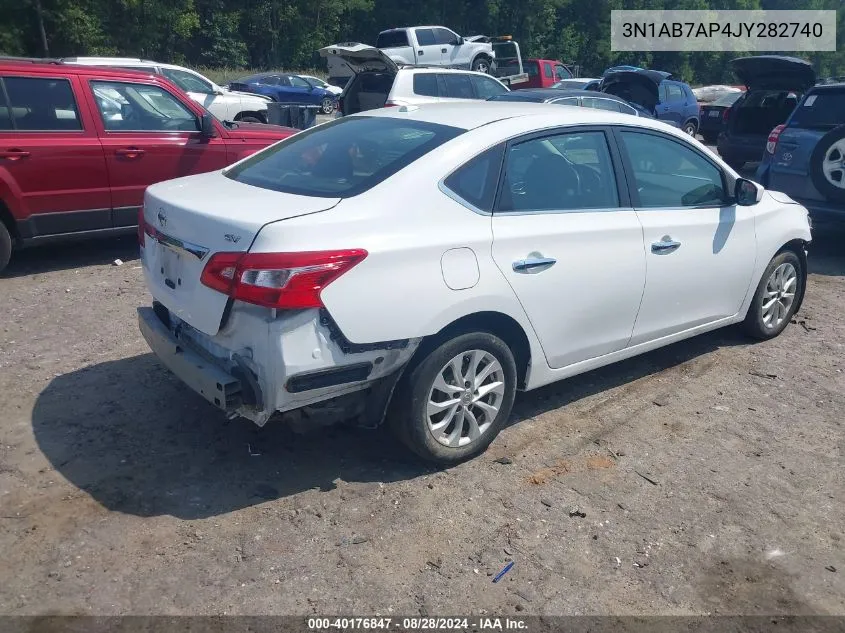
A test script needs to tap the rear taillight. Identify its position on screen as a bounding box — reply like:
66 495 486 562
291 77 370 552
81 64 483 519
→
766 124 786 155
200 249 367 309
335 96 343 112
384 100 400 107
722 108 731 122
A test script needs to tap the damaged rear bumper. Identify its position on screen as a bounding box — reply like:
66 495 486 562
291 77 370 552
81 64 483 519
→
138 306 252 412
137 304 421 428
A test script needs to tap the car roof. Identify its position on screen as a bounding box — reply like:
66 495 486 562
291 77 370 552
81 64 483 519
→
396 67 501 78
807 82 845 93
0 58 161 80
351 100 674 131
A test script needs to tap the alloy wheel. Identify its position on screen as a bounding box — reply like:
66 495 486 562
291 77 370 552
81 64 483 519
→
822 138 845 189
761 262 797 329
426 350 505 448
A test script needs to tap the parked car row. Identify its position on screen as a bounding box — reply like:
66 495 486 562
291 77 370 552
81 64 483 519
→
0 58 295 272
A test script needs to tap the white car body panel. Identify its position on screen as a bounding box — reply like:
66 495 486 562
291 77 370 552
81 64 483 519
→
138 102 812 427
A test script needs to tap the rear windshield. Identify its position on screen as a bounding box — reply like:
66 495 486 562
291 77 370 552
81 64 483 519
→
225 116 463 198
711 91 743 106
377 31 410 48
524 61 540 77
790 89 845 129
553 80 589 89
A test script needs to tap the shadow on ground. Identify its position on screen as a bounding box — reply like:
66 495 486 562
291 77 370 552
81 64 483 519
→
32 325 746 520
2 235 139 279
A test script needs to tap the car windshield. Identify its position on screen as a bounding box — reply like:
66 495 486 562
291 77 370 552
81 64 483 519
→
790 89 845 129
711 92 743 106
225 116 464 197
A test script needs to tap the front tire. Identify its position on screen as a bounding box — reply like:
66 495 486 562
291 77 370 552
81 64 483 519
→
0 220 11 274
743 250 804 340
389 332 517 464
239 115 263 123
471 56 492 74
683 120 698 137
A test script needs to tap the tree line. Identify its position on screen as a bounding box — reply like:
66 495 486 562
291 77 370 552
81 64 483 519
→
1 0 843 84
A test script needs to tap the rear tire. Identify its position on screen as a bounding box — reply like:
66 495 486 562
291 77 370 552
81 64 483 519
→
321 97 335 114
0 220 11 274
683 120 698 137
743 250 804 340
702 133 718 144
239 115 263 123
388 332 516 464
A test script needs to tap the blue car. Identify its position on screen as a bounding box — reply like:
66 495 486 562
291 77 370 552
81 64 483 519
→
599 69 700 136
229 73 338 114
757 81 845 225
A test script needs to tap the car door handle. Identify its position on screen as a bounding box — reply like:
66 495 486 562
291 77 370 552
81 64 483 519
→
651 238 681 254
115 148 145 158
0 149 30 160
418 50 424 55
512 257 557 273
441 48 448 53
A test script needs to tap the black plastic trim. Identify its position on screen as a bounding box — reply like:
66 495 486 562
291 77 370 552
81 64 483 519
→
318 308 409 354
286 362 373 393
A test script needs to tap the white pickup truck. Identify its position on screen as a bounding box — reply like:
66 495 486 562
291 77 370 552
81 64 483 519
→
376 26 495 73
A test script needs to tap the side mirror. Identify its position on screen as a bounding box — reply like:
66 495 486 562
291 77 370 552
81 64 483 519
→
200 112 217 138
735 178 763 206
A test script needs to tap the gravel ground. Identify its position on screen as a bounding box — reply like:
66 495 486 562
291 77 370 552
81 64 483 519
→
0 169 843 616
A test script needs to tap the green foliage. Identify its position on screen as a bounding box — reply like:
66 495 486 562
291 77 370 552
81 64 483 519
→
0 0 842 84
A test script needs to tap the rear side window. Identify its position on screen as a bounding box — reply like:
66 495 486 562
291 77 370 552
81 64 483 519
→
790 90 845 129
498 131 619 212
544 64 554 78
377 31 410 48
471 75 507 99
413 74 440 97
524 61 539 77
415 29 436 46
225 116 463 198
443 145 504 212
442 74 474 99
1 77 82 131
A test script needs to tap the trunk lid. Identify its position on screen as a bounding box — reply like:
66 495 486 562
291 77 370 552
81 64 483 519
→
599 69 670 114
731 56 816 91
319 43 400 78
141 171 340 336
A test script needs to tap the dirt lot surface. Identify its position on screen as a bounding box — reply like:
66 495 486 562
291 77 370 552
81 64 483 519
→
1 222 844 616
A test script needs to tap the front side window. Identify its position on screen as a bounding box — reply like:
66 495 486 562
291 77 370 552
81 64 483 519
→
2 77 82 131
413 73 439 97
618 130 728 208
415 28 436 46
442 74 474 99
225 116 463 198
91 81 199 132
161 68 214 94
443 145 504 212
434 28 458 45
497 131 619 212
290 76 311 89
471 75 507 99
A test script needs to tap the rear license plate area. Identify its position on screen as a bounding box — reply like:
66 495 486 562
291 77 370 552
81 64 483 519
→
159 244 182 290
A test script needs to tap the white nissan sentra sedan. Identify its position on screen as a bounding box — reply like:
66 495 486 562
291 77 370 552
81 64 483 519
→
137 102 811 464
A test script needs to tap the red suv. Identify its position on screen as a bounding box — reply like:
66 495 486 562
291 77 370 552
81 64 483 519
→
0 59 296 273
